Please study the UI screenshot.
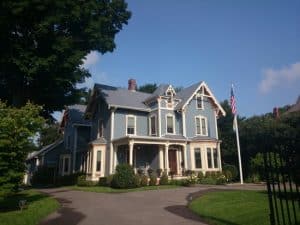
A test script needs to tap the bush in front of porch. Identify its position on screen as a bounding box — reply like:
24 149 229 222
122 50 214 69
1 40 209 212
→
111 164 139 189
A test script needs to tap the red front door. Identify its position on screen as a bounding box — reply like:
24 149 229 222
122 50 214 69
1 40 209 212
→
168 150 177 175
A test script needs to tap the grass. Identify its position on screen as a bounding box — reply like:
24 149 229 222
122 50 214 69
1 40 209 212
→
189 190 300 225
0 189 59 225
71 184 181 193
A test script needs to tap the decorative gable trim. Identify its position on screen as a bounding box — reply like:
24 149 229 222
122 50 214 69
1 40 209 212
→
181 82 226 116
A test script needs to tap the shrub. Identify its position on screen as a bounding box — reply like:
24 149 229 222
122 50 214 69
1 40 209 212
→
140 175 148 186
147 168 154 176
56 173 83 186
216 174 227 185
160 172 169 185
133 174 141 187
98 177 107 186
223 170 233 182
137 168 144 176
168 179 184 186
31 166 55 186
77 175 96 187
111 164 136 189
199 177 217 185
149 175 157 186
156 168 163 177
223 164 238 181
183 174 198 187
197 171 204 182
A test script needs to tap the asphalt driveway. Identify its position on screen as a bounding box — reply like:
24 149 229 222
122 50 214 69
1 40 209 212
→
38 184 266 225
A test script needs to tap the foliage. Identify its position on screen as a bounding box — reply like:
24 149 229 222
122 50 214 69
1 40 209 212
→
216 174 227 185
133 174 141 187
111 164 136 189
222 164 238 181
223 170 232 182
98 175 114 187
183 173 198 187
159 172 169 185
38 122 62 148
0 190 59 225
0 101 45 194
0 0 131 117
140 175 148 187
138 83 158 94
76 175 95 187
147 168 153 176
199 177 217 185
156 168 163 177
197 171 204 180
149 175 157 186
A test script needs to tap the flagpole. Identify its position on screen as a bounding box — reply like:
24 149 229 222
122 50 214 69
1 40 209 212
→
234 115 244 184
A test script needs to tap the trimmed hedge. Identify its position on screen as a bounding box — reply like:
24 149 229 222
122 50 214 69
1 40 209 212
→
111 164 137 189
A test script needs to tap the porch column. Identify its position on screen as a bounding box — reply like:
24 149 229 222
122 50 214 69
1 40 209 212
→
92 147 97 179
86 151 90 173
113 147 117 173
182 145 187 171
159 146 164 169
164 144 169 173
217 142 222 171
129 142 134 166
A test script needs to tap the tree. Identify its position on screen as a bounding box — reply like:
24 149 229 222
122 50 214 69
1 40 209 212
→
0 0 131 118
0 101 45 194
38 122 62 148
138 83 157 94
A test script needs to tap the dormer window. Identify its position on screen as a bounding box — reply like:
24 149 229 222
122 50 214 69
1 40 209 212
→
126 115 136 135
197 95 203 109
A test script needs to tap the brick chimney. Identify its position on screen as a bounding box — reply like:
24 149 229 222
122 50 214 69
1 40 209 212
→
273 107 279 119
128 79 137 91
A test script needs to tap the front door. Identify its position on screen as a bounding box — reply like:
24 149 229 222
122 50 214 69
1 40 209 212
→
168 150 177 175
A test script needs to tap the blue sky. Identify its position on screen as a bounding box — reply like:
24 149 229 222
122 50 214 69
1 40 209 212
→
80 0 300 118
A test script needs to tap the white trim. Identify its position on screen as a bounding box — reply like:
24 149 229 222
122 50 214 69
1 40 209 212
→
196 94 204 110
214 110 219 139
181 82 226 116
72 127 78 172
158 98 162 137
126 115 136 136
60 154 71 176
109 104 150 112
182 110 186 137
109 110 115 174
165 113 175 135
195 115 208 136
72 123 92 127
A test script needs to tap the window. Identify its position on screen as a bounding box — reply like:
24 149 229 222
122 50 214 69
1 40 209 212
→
98 119 104 137
126 116 135 135
197 95 203 109
64 157 69 173
207 148 212 168
194 148 202 169
213 148 218 168
96 151 101 172
166 115 174 134
150 116 156 135
195 116 208 136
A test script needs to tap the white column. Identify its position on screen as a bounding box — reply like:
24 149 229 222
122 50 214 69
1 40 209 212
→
86 151 90 173
217 142 222 171
164 144 169 173
182 110 186 137
129 142 134 166
109 143 114 174
182 145 187 171
159 146 164 169
92 148 97 179
114 146 117 173
158 98 162 137
109 109 115 174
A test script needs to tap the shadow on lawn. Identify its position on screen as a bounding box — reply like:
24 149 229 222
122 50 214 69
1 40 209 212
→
0 191 47 212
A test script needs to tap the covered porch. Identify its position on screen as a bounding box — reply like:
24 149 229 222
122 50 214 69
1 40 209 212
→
112 137 188 176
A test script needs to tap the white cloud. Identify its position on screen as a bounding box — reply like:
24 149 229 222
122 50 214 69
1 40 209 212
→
82 51 101 68
259 61 300 93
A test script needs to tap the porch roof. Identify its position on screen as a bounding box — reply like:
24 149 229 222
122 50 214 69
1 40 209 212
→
112 135 188 145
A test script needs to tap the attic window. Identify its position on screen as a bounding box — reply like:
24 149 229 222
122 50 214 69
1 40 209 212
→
197 95 203 109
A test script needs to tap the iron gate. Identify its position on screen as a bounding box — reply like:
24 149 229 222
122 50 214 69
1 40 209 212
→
263 147 300 225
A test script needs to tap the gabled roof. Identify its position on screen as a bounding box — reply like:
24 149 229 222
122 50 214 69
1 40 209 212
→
27 140 63 160
60 104 91 129
175 81 226 116
95 83 152 111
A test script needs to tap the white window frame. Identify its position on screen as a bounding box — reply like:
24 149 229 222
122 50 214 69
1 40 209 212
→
195 115 208 136
96 150 102 172
149 115 157 136
196 95 204 109
60 154 71 176
166 114 175 134
126 115 136 136
194 148 202 169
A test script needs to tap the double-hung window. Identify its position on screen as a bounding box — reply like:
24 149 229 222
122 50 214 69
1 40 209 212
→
197 95 203 109
166 115 174 134
150 116 157 136
207 148 212 169
96 151 102 172
194 148 202 169
126 115 136 135
195 116 208 136
213 148 218 168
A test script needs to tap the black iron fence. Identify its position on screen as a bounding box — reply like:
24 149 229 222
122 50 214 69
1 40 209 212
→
263 147 300 225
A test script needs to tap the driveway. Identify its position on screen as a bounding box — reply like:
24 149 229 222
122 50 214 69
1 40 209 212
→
39 184 266 225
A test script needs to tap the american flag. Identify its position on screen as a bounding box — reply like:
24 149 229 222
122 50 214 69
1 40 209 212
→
230 85 237 115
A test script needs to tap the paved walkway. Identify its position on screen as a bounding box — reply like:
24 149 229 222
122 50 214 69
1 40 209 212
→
38 184 266 225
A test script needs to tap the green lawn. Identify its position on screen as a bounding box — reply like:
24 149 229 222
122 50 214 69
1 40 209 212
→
189 190 300 225
0 189 59 225
71 185 181 193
